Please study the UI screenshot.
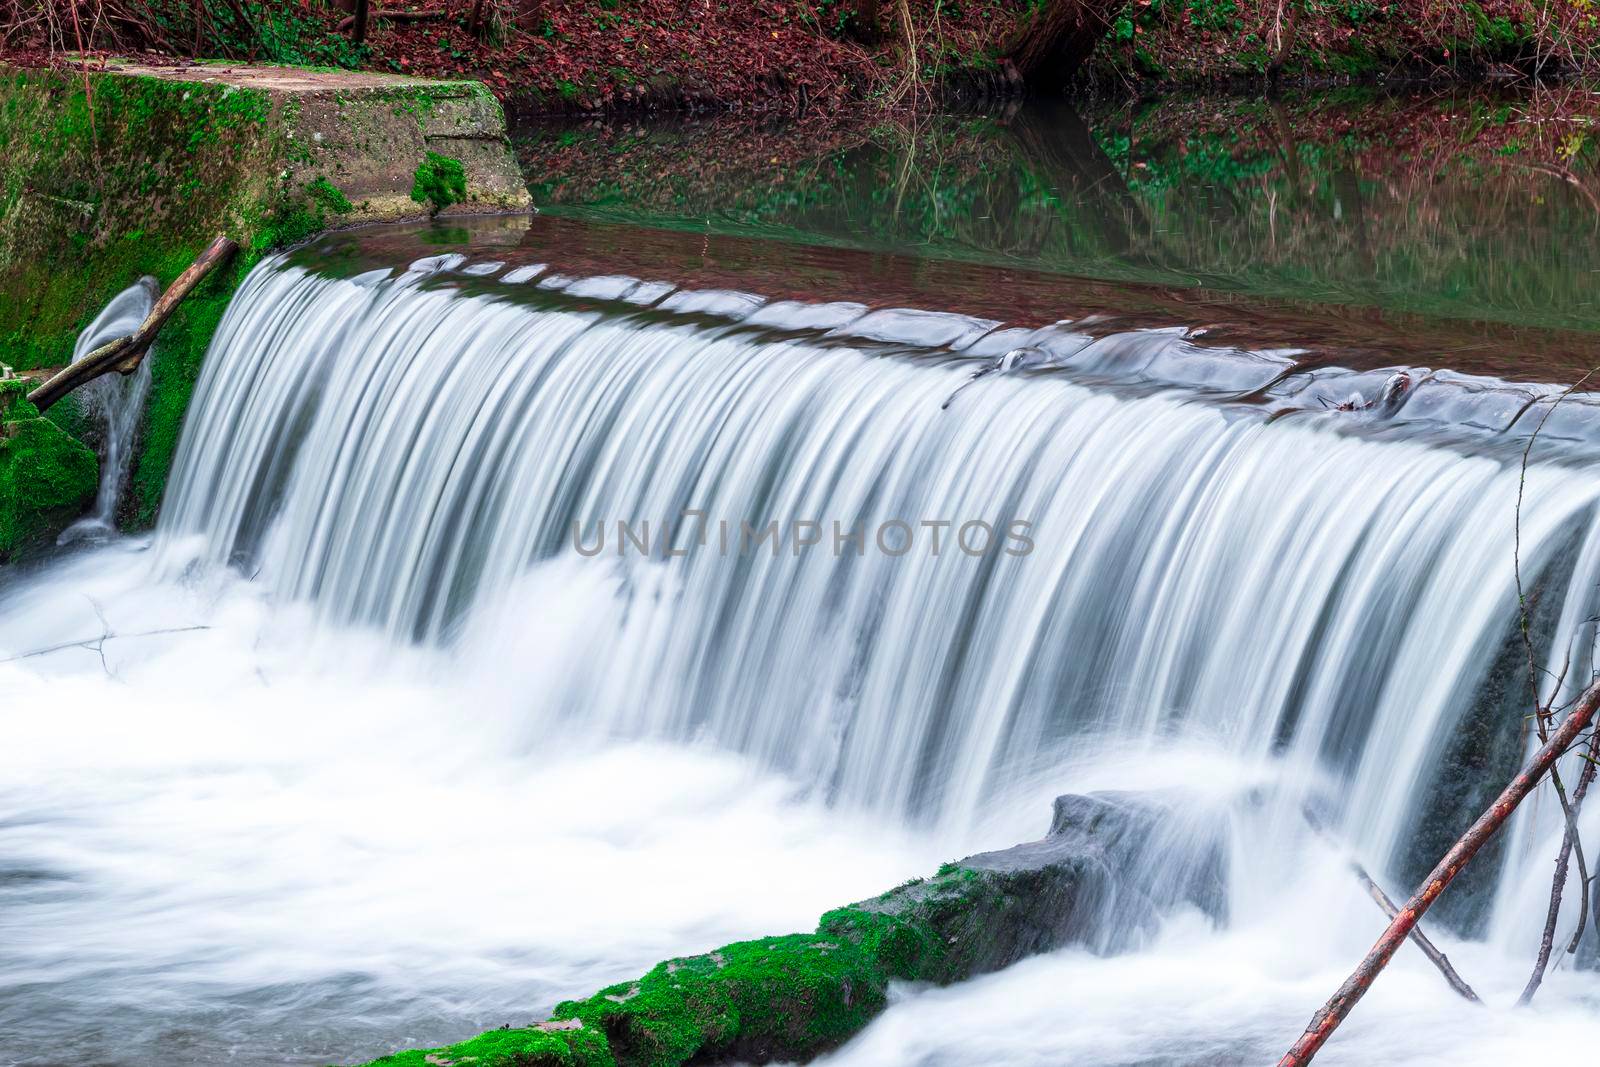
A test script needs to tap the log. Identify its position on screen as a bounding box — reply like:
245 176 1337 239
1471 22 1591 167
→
1301 806 1480 1003
1278 678 1600 1066
27 236 236 414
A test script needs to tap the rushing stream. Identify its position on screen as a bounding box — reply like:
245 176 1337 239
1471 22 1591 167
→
8 95 1600 1065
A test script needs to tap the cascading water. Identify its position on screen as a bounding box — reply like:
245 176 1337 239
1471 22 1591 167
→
55 276 158 543
5 241 1600 1065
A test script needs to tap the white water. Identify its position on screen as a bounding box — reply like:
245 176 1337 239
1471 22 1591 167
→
56 276 158 543
5 250 1600 1064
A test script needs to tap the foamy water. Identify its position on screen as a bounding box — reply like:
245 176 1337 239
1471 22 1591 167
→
0 545 944 1065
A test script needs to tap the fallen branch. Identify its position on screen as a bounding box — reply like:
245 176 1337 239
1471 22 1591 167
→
0 625 211 665
1519 725 1600 1004
1301 806 1479 1003
27 235 235 413
1278 678 1600 1066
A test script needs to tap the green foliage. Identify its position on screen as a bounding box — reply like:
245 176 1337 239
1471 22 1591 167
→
410 151 468 216
1464 1 1523 53
133 0 367 68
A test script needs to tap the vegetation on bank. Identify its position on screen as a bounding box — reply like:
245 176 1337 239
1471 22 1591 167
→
8 0 1600 117
0 63 520 548
0 378 97 560
0 68 282 529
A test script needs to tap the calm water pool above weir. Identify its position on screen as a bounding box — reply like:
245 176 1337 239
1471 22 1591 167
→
6 89 1600 1067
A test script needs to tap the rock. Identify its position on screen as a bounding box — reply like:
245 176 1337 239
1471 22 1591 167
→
358 790 1230 1067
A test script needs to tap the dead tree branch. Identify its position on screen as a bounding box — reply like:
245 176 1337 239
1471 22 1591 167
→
1519 726 1600 1004
1278 678 1600 1066
27 235 235 413
1301 806 1480 1003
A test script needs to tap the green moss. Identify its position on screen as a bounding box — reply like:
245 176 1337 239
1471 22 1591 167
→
308 176 355 215
361 1022 613 1067
555 932 889 1066
411 150 468 216
0 64 288 534
0 379 97 561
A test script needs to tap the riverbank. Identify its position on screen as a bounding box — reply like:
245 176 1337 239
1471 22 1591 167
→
10 1 1600 118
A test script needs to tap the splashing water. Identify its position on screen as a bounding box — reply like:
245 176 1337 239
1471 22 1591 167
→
56 277 158 543
5 246 1600 1065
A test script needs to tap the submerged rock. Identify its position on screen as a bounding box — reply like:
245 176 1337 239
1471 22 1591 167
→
358 791 1229 1067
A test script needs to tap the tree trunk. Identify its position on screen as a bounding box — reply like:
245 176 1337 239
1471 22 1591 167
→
350 0 369 43
846 0 882 43
1003 0 1128 93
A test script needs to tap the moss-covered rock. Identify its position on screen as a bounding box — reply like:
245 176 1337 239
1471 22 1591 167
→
0 62 528 538
354 791 1228 1067
362 1021 614 1067
0 378 97 561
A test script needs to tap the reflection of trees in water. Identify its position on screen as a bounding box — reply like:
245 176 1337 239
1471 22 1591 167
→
518 88 1600 332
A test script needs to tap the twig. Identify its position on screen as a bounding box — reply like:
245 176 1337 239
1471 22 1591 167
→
1513 366 1599 956
1519 725 1600 1004
0 625 210 664
1301 806 1480 1003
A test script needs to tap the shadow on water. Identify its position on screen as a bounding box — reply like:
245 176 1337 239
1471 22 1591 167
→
514 86 1600 348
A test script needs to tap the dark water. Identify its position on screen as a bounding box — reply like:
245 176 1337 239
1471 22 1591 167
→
515 88 1600 353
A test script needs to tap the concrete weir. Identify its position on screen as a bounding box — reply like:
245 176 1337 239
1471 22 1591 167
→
0 62 529 557
93 62 531 223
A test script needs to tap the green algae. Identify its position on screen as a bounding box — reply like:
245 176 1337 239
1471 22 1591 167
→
0 379 97 561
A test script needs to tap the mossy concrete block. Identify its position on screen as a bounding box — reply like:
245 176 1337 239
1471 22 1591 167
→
0 378 97 561
0 61 528 538
356 791 1230 1067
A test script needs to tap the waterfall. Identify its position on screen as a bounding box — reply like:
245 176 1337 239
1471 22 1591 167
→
10 243 1600 1066
56 276 158 542
155 252 1600 946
